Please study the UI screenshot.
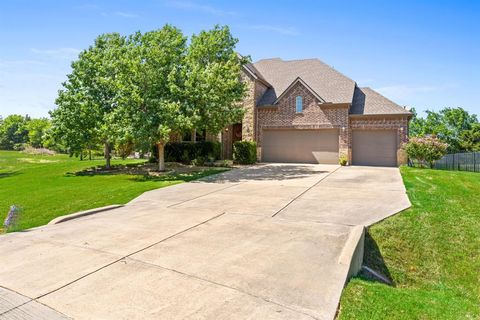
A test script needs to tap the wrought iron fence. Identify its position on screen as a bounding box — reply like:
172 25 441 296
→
435 152 480 172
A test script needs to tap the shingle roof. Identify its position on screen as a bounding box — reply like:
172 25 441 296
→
350 87 411 115
243 63 270 86
253 58 356 106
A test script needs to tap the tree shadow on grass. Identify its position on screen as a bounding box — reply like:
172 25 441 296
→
357 231 396 286
0 171 21 179
64 162 228 183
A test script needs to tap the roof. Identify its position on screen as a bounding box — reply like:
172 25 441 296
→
350 87 411 115
252 58 356 106
242 63 271 87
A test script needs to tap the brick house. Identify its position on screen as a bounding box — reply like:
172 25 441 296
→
220 58 412 166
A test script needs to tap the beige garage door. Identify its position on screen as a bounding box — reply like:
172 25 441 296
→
262 129 339 164
352 130 397 166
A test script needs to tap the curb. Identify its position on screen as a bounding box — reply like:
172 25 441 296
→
338 225 365 279
48 205 124 225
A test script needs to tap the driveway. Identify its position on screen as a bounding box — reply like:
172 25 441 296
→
0 164 410 320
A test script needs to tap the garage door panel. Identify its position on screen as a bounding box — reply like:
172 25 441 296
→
352 130 397 167
262 129 339 164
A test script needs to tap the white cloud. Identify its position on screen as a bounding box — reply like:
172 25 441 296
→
242 24 300 36
112 11 139 18
30 48 81 60
166 0 236 16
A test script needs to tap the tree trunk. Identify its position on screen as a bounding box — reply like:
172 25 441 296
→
105 142 111 169
89 149 92 160
80 151 83 161
157 142 165 171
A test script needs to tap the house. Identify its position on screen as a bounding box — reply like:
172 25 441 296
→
220 58 412 167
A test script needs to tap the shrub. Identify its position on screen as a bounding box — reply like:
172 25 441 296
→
403 135 448 168
233 141 257 164
339 154 348 166
164 141 221 164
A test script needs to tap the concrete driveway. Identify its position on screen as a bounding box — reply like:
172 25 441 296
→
0 164 410 320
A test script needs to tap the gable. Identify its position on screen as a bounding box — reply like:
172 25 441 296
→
274 77 325 105
253 58 356 106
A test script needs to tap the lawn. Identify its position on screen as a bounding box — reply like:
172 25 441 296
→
0 150 227 232
338 167 480 319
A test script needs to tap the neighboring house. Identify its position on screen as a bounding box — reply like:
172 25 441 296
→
219 58 412 167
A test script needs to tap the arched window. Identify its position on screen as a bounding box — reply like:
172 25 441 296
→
295 96 303 113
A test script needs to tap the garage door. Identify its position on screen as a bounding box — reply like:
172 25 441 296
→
262 129 339 164
352 130 397 166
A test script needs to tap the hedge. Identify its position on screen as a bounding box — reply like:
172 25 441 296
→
164 141 221 164
233 141 257 164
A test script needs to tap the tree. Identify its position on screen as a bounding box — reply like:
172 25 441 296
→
460 123 480 152
52 33 129 167
409 107 479 152
119 25 190 171
0 115 29 150
182 25 247 134
403 135 448 168
408 108 427 137
26 118 51 148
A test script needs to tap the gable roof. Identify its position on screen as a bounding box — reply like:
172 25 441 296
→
253 58 356 106
350 87 411 115
273 77 326 104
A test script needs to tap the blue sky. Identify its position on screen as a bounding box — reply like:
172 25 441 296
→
1 0 479 118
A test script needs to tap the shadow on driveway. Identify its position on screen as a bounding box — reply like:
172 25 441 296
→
199 164 330 183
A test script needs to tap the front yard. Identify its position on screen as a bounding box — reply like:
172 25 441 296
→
338 167 480 319
0 151 227 232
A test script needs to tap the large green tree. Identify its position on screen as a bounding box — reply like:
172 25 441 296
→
26 118 51 148
460 123 480 152
0 115 29 150
182 25 247 134
118 25 189 171
52 33 129 167
409 107 479 152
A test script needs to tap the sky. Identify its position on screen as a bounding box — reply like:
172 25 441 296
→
0 0 479 118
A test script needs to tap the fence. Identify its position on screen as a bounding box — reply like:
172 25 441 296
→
435 152 480 173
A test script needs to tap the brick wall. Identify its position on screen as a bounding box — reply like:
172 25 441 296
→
257 81 350 158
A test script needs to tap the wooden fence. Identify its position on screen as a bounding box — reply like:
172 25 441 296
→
435 152 480 173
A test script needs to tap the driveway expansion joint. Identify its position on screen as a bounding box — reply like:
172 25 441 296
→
33 211 227 302
166 182 244 208
126 257 320 320
271 166 341 218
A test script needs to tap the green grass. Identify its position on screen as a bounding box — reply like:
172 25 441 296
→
0 150 227 232
338 167 480 319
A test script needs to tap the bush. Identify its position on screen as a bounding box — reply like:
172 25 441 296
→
233 141 257 164
339 154 348 166
164 141 221 164
403 135 448 168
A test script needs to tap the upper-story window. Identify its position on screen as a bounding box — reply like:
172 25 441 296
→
295 96 303 113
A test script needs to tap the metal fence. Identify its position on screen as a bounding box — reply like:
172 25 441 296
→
435 152 480 172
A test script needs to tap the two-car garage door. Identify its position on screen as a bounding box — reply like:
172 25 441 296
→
262 129 339 164
262 128 398 166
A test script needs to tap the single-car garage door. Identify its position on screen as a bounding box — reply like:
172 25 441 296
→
352 130 397 166
262 129 339 164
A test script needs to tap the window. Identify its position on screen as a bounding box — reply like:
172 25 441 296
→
195 129 206 142
182 131 193 142
295 96 303 113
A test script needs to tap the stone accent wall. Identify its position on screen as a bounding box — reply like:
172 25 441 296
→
241 73 255 142
349 116 410 165
257 81 350 159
